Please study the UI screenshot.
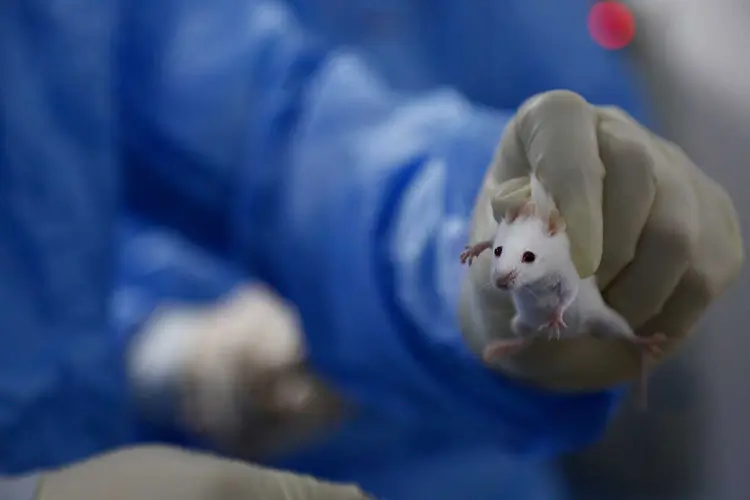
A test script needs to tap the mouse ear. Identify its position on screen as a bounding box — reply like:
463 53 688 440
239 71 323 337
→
520 201 536 218
504 204 522 223
547 208 567 236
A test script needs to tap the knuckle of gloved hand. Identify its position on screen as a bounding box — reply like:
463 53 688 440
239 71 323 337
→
516 89 589 132
650 186 699 255
713 187 745 280
518 89 588 118
599 122 658 178
691 244 742 302
684 268 716 309
653 219 695 264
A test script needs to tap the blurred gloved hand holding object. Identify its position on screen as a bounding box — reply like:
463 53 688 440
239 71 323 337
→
128 284 346 459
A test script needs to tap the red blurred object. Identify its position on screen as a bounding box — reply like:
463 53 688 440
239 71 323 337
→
587 1 635 50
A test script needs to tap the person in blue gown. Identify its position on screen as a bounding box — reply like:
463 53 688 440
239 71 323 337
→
0 0 743 499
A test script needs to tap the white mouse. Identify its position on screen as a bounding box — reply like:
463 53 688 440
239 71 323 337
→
460 174 666 407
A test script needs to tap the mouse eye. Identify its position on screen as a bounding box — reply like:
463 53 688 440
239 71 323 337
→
521 251 536 263
493 246 503 257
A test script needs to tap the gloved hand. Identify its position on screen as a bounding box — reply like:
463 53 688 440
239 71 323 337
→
128 285 344 458
461 90 744 391
31 446 371 500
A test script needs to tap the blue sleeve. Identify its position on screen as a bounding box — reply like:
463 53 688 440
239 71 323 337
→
117 0 326 269
113 218 247 339
256 56 624 495
116 0 630 484
1 0 640 487
0 0 126 473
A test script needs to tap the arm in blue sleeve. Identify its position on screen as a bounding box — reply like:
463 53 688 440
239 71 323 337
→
0 0 125 474
255 55 625 495
116 0 629 469
0 0 637 480
118 0 325 270
0 0 266 472
114 217 247 338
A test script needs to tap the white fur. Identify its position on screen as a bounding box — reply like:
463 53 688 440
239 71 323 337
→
490 174 575 288
486 176 636 343
491 216 575 289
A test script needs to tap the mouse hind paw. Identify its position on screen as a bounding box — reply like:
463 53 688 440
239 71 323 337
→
632 332 668 356
539 309 567 340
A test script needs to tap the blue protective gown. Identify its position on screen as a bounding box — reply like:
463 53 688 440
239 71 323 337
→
1 0 649 498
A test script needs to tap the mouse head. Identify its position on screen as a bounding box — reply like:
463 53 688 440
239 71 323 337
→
490 202 568 290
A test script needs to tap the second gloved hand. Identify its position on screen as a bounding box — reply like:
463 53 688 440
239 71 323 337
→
32 446 371 500
460 90 744 391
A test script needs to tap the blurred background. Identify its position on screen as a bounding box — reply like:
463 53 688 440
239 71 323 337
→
3 1 749 499
564 1 750 499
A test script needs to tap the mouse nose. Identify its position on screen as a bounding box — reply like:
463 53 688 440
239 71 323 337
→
495 272 514 290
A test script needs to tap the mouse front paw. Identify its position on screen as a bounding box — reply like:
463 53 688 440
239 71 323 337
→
460 241 492 266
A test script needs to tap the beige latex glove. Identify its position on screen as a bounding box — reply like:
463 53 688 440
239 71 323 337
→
459 90 744 391
31 446 371 500
128 285 344 458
